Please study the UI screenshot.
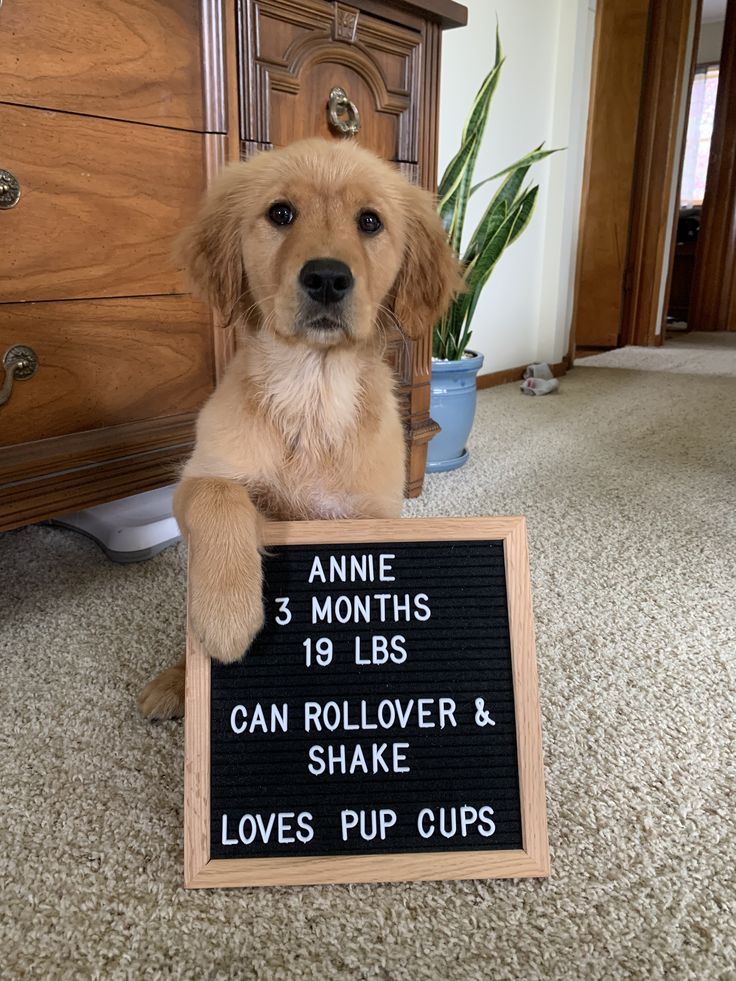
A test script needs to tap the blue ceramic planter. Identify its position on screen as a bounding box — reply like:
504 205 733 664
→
426 350 484 473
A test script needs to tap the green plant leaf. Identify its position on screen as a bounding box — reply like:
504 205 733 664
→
487 164 532 213
438 65 504 249
437 49 504 200
436 188 540 359
437 67 501 209
507 185 539 246
463 160 539 265
461 203 522 330
437 35 505 252
468 146 559 197
463 181 518 267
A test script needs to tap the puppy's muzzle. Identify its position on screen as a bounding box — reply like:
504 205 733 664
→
299 258 354 308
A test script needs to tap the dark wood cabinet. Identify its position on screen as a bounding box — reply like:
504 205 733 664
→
0 0 465 530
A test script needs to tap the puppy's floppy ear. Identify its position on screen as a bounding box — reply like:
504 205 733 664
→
392 182 465 339
175 167 253 326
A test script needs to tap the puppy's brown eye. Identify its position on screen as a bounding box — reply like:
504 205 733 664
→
268 202 295 226
358 210 382 235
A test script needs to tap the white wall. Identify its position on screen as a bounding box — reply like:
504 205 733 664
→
697 19 725 63
437 0 596 374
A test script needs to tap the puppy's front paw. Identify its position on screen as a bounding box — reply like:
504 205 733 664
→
189 584 265 664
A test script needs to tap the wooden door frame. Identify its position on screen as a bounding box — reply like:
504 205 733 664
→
689 0 736 332
568 0 700 359
620 0 700 346
567 0 652 358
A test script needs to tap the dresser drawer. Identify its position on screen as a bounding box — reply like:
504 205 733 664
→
0 105 206 303
0 295 214 446
240 0 421 162
0 0 218 131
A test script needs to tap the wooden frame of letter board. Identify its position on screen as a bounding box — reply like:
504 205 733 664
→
184 517 549 887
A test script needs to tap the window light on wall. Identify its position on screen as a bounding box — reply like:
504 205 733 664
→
680 64 720 208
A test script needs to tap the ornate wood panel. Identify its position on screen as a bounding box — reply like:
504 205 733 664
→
239 0 420 160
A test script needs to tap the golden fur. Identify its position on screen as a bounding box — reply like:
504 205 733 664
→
139 139 462 719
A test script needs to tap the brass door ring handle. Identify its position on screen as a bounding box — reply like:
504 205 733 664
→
0 169 21 209
327 86 361 137
0 345 39 408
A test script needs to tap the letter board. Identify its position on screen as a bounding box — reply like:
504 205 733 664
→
184 517 549 887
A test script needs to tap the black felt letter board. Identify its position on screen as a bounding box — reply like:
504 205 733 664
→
210 539 523 859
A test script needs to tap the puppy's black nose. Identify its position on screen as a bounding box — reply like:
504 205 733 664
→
299 258 354 305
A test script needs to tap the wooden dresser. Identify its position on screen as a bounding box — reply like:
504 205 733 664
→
0 0 466 531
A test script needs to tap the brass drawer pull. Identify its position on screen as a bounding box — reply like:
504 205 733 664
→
0 345 39 408
327 86 360 137
0 169 21 210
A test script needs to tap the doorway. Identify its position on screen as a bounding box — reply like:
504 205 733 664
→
569 0 736 359
665 2 726 335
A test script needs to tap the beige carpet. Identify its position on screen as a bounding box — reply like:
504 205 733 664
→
575 330 736 375
1 364 735 979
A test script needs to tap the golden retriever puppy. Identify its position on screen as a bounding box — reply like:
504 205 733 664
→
139 138 461 720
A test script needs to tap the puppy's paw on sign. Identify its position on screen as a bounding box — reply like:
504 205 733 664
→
184 517 549 888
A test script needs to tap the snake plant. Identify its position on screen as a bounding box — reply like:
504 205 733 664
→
434 27 558 361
